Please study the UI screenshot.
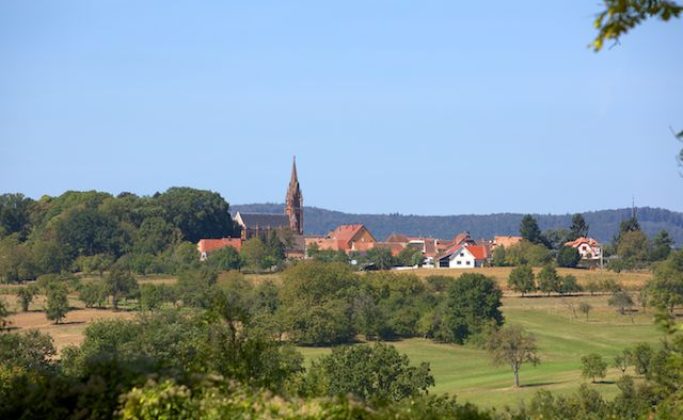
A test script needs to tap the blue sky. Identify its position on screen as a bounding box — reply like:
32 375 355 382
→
1 1 681 215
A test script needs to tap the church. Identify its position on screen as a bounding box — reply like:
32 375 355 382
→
197 157 305 259
234 156 303 240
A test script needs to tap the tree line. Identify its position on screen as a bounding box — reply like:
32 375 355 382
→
0 189 243 282
490 213 674 271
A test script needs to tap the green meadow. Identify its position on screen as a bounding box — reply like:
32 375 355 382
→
298 294 663 408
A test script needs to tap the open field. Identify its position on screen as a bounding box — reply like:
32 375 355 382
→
298 294 663 408
1 294 135 351
1 268 662 408
410 266 652 291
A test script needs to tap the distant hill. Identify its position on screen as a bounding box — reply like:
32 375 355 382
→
232 204 683 245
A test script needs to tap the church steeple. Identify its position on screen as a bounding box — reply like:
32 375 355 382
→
285 156 303 235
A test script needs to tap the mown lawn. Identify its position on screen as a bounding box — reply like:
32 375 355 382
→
298 295 663 409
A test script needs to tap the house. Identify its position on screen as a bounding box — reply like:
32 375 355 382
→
197 238 242 261
305 224 377 254
492 235 523 249
384 234 447 266
437 244 489 268
564 237 602 260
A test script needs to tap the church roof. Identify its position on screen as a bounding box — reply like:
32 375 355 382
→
236 212 289 229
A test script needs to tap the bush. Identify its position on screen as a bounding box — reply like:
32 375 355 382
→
557 246 581 268
79 281 109 308
307 342 434 403
558 275 581 295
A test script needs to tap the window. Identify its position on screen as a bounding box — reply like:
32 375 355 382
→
457 260 462 265
466 261 471 265
460 253 465 257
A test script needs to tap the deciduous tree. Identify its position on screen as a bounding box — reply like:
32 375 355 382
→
581 353 607 383
579 302 592 321
445 273 503 343
46 283 69 324
592 0 682 51
507 265 535 296
308 342 434 403
16 285 37 312
105 267 139 310
537 265 560 295
487 325 540 388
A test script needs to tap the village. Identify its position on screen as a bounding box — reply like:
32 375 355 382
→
197 158 604 270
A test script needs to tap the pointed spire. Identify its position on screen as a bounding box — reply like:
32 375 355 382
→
631 196 637 219
290 155 298 185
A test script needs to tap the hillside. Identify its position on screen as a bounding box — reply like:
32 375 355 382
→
232 204 683 245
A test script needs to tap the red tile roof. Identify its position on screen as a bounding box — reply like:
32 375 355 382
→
385 233 410 243
564 237 600 248
329 224 367 243
493 236 522 248
466 245 489 260
197 238 242 254
437 244 488 261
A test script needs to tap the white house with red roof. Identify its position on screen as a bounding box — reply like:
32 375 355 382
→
564 237 602 260
437 244 489 268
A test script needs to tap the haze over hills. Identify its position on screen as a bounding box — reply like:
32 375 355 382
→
232 204 683 245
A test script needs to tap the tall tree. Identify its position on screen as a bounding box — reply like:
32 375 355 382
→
155 187 237 243
508 265 536 296
581 354 607 383
309 342 434 403
16 286 37 312
650 230 673 262
0 193 34 240
445 273 504 343
647 249 683 313
54 207 130 259
568 214 589 241
520 215 543 245
105 267 139 310
487 325 540 388
617 230 649 264
0 300 9 331
537 265 561 295
45 283 69 324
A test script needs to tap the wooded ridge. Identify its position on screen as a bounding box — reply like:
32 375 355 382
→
232 204 683 244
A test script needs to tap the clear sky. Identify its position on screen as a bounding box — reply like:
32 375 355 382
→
1 1 681 215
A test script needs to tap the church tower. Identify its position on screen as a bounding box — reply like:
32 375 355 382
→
285 156 304 235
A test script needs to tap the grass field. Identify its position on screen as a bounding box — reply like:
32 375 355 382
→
0 267 662 408
298 294 663 408
410 266 651 291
